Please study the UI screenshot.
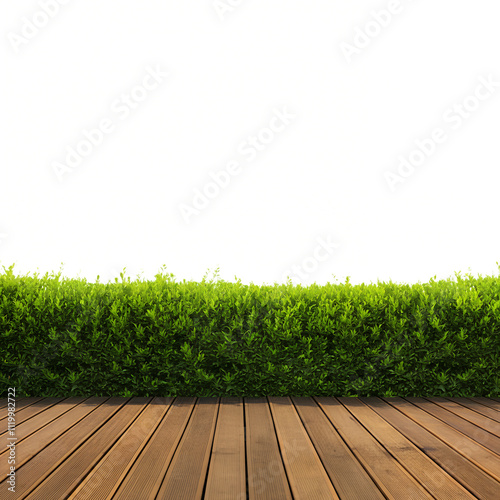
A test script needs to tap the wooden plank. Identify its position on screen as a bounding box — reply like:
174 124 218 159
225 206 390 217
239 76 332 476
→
315 397 430 499
383 397 500 481
446 397 500 423
113 397 196 500
69 397 173 500
0 397 129 499
0 397 108 482
365 396 500 499
204 397 246 500
341 397 476 499
1 396 498 498
0 397 40 417
22 397 149 500
468 397 500 412
292 397 385 499
424 397 500 438
0 397 86 448
244 398 292 500
0 397 63 436
155 397 219 500
0 397 25 409
407 397 500 456
268 396 339 499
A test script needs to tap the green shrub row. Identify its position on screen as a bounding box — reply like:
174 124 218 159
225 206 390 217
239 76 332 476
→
1 263 499 398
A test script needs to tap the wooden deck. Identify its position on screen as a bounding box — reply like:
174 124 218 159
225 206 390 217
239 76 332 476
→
1 396 500 499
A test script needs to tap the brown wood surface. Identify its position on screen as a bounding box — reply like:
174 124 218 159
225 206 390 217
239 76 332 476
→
0 398 40 417
113 397 196 500
341 397 475 499
269 397 339 499
407 397 500 456
468 397 500 412
0 397 499 499
155 397 219 500
0 398 25 410
4 397 129 499
292 396 385 499
382 397 500 481
204 398 246 500
0 397 108 482
26 397 150 500
0 398 62 437
316 397 430 499
447 397 500 423
423 397 500 438
245 398 292 500
70 397 173 500
0 397 87 446
366 396 500 499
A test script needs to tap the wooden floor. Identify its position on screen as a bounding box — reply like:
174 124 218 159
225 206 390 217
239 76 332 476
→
1 396 500 499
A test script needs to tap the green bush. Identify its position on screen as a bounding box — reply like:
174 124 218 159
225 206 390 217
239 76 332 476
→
1 263 499 398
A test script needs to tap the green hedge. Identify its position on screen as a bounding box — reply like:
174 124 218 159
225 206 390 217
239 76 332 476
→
1 263 499 398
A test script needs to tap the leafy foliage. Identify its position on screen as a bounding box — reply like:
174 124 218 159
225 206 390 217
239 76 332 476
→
1 263 499 397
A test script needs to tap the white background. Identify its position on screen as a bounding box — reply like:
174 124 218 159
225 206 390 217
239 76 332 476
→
1 0 499 288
